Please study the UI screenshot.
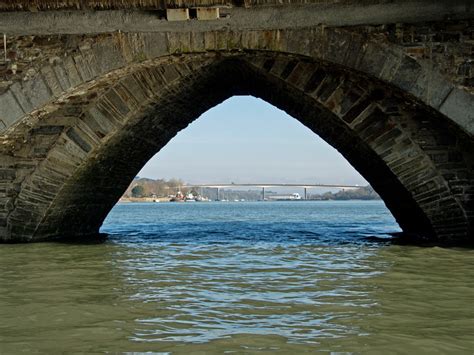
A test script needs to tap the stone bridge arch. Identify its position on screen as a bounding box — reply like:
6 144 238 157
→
0 28 472 243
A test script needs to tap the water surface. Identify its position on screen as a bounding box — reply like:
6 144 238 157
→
0 201 472 353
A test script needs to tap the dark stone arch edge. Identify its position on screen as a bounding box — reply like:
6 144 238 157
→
239 54 474 244
0 54 472 245
1 27 472 139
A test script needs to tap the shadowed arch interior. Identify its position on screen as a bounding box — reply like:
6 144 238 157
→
3 53 473 243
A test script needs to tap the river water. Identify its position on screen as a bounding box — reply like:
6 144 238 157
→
0 201 472 353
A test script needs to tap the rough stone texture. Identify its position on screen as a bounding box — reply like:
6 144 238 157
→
2 26 472 134
196 7 219 20
440 89 474 133
1 1 473 37
0 2 472 244
166 8 190 21
0 0 468 11
353 20 474 93
0 91 24 128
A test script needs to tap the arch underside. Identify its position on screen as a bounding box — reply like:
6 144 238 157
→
1 52 473 244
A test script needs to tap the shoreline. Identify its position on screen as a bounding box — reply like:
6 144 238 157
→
118 198 382 203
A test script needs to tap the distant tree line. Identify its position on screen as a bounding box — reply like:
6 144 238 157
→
200 187 263 201
308 186 380 200
125 178 265 200
125 177 187 198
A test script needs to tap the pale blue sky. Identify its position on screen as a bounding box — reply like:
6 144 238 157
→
138 96 367 185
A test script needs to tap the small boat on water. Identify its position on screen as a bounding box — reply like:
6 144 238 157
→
185 192 196 202
170 191 210 202
170 190 185 202
267 193 302 201
195 195 210 202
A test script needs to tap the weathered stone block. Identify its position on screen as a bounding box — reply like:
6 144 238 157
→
215 30 229 50
30 125 64 136
52 63 72 91
91 41 127 74
203 31 217 50
226 30 242 50
167 32 192 53
283 29 313 57
73 54 94 82
166 8 189 22
190 32 206 52
120 76 149 105
357 43 389 78
323 30 353 66
196 7 219 21
379 47 404 82
63 56 84 87
410 70 453 109
81 52 101 79
0 90 24 130
141 32 168 59
40 65 63 97
9 82 33 113
84 107 116 137
241 30 259 52
159 64 180 83
66 127 92 153
391 56 423 92
22 75 52 108
439 88 474 136
0 169 16 180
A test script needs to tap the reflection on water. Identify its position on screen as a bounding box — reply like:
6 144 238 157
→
0 201 472 353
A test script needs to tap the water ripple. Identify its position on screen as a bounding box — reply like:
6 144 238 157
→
0 201 472 353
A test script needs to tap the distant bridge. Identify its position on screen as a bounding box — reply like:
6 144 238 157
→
182 183 362 200
183 183 361 189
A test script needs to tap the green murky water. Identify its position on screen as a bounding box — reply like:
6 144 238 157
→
0 201 473 353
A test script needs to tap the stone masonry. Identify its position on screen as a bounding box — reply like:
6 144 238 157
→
0 0 472 243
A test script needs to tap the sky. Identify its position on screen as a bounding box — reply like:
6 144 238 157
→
138 96 367 186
